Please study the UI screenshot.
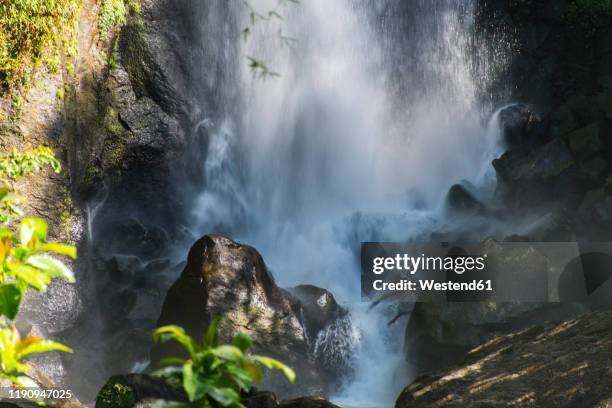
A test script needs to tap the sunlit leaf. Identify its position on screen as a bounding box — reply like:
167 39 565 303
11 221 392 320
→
16 339 72 359
213 345 243 362
26 254 75 283
252 355 295 382
153 325 198 357
8 263 50 291
19 218 48 248
39 242 77 259
242 360 263 384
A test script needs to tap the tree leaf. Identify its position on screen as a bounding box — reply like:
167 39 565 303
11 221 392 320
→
242 360 264 384
16 339 72 359
26 254 75 282
8 263 50 291
0 283 22 320
213 345 243 362
252 356 295 382
153 325 198 357
182 361 209 402
207 386 240 407
19 218 48 248
158 357 186 366
39 242 77 259
232 332 252 352
204 315 222 347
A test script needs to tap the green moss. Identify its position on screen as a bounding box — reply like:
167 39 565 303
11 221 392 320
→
0 0 81 91
96 379 136 408
99 0 127 39
120 22 152 99
83 161 101 187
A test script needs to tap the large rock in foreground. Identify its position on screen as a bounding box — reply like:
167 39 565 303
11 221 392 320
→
397 311 612 408
153 235 345 398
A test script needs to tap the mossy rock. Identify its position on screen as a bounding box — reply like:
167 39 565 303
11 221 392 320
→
96 374 187 408
96 376 136 408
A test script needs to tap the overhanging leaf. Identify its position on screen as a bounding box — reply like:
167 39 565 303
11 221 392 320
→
39 242 77 259
0 283 22 320
26 254 75 282
252 355 295 382
19 218 48 248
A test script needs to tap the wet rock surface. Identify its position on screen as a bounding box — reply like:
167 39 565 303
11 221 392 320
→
397 311 612 408
153 235 347 399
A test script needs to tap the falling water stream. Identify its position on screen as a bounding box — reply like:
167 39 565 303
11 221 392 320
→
190 0 507 406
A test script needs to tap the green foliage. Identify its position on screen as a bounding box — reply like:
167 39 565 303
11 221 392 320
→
99 0 127 39
0 323 72 388
565 0 612 20
152 316 295 408
0 0 81 90
0 146 76 396
0 217 76 319
0 147 61 223
96 380 137 408
241 0 299 79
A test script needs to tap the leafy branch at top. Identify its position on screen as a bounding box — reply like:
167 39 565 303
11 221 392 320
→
240 0 299 79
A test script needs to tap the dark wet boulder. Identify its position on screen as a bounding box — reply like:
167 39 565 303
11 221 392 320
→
243 391 280 408
446 184 485 215
567 123 604 161
280 397 342 408
153 235 341 398
289 285 347 341
499 104 547 150
242 393 341 408
493 137 578 206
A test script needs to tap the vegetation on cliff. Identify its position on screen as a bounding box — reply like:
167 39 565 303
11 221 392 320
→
0 0 80 91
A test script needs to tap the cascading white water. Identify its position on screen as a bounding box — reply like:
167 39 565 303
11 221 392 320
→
192 1 506 406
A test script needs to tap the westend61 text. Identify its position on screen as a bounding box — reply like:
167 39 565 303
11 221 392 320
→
373 279 493 292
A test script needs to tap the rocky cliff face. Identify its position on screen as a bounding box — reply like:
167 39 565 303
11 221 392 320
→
0 0 222 399
406 0 612 384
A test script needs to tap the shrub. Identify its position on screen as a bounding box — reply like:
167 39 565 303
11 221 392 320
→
152 317 295 407
0 146 77 397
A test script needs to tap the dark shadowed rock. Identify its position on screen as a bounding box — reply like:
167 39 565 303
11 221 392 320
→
567 123 603 161
280 397 342 408
153 235 335 398
446 184 485 215
404 241 591 374
242 393 341 408
289 285 347 341
397 312 612 408
243 391 279 408
499 104 546 150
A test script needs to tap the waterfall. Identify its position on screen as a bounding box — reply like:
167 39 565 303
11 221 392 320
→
190 0 507 406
